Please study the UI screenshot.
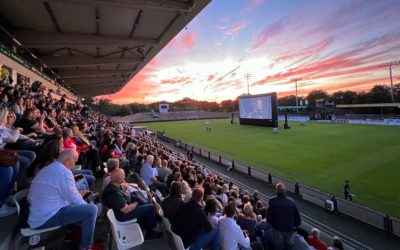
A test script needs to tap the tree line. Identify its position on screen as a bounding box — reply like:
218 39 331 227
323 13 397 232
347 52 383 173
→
83 84 400 117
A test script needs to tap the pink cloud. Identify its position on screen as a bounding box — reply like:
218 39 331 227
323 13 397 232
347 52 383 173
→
242 0 265 14
224 21 247 36
182 32 196 51
207 75 215 81
251 19 287 50
164 32 196 53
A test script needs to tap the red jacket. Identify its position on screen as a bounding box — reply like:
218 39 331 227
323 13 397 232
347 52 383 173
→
307 236 328 250
64 138 88 154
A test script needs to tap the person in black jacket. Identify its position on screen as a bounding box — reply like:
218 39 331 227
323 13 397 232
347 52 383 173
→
102 168 162 240
161 181 184 221
171 187 218 250
267 182 301 250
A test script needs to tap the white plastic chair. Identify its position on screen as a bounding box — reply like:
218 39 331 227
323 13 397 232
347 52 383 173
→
106 209 144 250
12 189 61 248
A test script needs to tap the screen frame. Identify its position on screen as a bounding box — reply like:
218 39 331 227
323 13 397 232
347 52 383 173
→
238 92 278 127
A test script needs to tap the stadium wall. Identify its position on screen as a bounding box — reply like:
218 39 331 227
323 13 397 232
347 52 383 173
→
157 132 400 238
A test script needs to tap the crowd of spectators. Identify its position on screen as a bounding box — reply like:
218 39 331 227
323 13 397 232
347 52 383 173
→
0 77 344 250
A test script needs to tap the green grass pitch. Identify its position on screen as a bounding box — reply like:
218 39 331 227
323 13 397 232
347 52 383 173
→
140 119 400 217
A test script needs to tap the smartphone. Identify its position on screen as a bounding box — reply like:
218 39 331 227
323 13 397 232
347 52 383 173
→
74 174 84 181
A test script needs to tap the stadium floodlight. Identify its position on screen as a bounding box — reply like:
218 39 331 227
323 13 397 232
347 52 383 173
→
244 73 252 95
291 77 302 113
380 60 400 103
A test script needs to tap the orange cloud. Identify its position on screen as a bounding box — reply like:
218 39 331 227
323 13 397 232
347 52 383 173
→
161 76 191 84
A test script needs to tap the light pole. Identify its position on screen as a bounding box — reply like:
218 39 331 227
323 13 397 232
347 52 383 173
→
244 73 252 95
380 60 400 103
291 77 302 113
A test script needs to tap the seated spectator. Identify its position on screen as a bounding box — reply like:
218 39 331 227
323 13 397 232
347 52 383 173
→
182 180 193 203
216 187 228 206
236 203 257 241
172 187 218 250
72 125 101 174
157 159 171 183
134 155 144 174
102 158 120 192
140 155 168 196
267 182 301 250
0 151 19 217
102 158 148 200
102 168 162 240
307 228 328 250
28 136 62 177
28 149 97 250
161 181 184 221
218 202 250 250
63 128 88 156
204 182 222 211
327 236 343 250
11 96 24 121
294 227 313 250
256 207 273 250
14 108 44 138
205 198 219 229
0 106 36 185
126 146 139 172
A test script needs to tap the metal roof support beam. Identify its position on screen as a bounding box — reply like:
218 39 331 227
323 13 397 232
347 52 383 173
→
72 85 124 92
42 55 142 67
15 30 159 48
58 69 132 78
36 0 194 12
74 84 120 89
68 78 125 85
75 87 119 95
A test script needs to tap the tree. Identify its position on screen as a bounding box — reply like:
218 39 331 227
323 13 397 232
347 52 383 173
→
221 99 237 112
394 83 400 102
278 95 297 106
332 90 357 104
367 85 392 103
306 90 329 107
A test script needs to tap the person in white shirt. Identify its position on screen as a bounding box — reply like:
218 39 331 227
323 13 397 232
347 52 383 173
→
218 202 250 250
28 149 97 250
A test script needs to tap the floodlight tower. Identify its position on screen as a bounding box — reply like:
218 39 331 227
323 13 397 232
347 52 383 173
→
291 77 302 113
244 73 252 95
380 60 400 103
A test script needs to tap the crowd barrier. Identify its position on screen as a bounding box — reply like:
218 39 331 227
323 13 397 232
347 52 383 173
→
330 119 400 126
391 217 400 237
336 198 386 231
157 132 400 238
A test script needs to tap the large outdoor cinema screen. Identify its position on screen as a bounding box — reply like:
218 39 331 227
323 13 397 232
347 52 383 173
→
239 92 278 127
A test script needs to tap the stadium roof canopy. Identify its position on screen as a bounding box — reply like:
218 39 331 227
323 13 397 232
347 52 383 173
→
0 0 211 98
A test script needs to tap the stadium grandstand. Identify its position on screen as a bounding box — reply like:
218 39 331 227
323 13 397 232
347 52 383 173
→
0 1 400 250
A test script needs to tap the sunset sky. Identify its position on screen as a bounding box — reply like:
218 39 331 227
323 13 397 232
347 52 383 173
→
106 0 400 104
